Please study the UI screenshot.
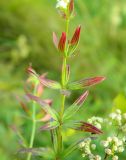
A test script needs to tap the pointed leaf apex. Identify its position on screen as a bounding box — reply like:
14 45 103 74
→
75 90 89 106
53 32 58 49
58 32 66 52
69 0 74 15
70 25 81 46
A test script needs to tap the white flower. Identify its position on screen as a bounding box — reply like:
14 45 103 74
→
56 0 70 9
118 146 124 152
95 122 101 129
107 137 112 142
113 145 118 151
87 116 103 129
105 148 112 155
112 155 118 160
112 137 118 143
79 141 85 148
95 155 101 160
109 113 116 119
123 113 126 119
117 140 123 146
91 144 96 150
101 141 109 147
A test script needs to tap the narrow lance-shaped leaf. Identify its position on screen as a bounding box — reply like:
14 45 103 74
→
16 95 30 115
27 66 39 78
51 129 58 153
63 91 89 121
68 25 81 56
18 147 55 159
39 77 61 90
73 121 103 134
39 120 59 131
67 76 106 90
26 93 59 121
58 32 66 53
66 65 70 83
53 32 58 49
68 0 74 15
70 25 81 46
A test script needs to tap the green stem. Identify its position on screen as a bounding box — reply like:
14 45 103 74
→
66 19 69 37
56 19 70 159
27 85 37 160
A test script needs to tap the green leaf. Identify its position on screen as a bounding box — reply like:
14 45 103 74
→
27 93 59 121
63 91 89 121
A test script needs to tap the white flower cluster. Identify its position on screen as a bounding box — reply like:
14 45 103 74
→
56 0 70 9
109 109 126 133
101 136 125 159
87 116 103 129
79 138 101 160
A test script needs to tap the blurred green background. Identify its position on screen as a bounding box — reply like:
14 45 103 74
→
0 0 126 159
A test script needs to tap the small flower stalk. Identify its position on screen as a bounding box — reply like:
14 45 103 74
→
14 1 126 160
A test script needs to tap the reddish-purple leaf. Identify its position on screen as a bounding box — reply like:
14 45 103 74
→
26 93 59 121
69 0 74 15
75 90 89 106
39 123 58 131
73 121 103 134
58 32 66 52
27 66 38 77
70 26 81 46
68 76 106 90
16 96 30 114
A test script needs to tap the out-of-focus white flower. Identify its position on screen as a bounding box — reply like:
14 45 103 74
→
107 137 112 142
78 138 98 160
91 144 96 150
105 148 112 155
112 155 118 160
87 116 103 129
56 0 70 9
102 136 125 157
101 141 109 147
116 109 121 114
118 146 124 152
109 113 117 119
113 137 118 143
79 141 85 148
95 155 101 160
